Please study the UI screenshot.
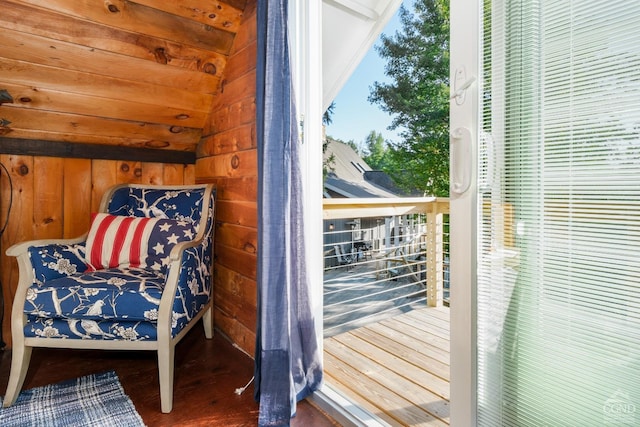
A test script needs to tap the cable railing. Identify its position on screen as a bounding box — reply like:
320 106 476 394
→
322 198 450 337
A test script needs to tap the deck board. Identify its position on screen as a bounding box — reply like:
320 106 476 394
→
324 306 450 426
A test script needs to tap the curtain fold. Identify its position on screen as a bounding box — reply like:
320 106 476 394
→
255 0 323 425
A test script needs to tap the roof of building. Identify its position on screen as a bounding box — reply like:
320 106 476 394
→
323 139 403 198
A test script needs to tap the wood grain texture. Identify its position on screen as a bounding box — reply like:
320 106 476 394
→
0 0 242 151
62 158 92 238
0 0 258 356
0 108 202 149
0 155 34 347
195 1 257 355
324 307 451 426
0 59 213 114
0 27 220 94
0 329 338 426
215 222 257 254
18 0 235 54
33 156 64 239
195 150 257 181
211 176 258 202
198 123 255 157
0 156 198 347
0 138 196 164
0 1 227 80
131 0 244 34
1 82 207 129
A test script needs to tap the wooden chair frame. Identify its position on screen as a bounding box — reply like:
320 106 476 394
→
3 183 216 413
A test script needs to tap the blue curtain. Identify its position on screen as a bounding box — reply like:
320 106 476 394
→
255 0 323 425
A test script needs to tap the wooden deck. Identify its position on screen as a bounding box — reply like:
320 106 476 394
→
324 306 450 426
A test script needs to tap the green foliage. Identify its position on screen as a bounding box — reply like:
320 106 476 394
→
323 101 336 125
362 130 390 170
323 102 337 182
322 136 336 182
369 0 450 196
345 139 359 154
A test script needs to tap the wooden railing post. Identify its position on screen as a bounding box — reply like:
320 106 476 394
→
426 206 444 307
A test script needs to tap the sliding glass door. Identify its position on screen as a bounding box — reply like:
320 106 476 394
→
453 0 640 425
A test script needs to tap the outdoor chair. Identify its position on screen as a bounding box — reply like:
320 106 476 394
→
3 183 216 413
333 244 354 267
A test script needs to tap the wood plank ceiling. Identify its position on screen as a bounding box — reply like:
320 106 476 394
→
0 0 246 156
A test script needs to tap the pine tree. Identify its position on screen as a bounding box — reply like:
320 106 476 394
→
369 0 450 196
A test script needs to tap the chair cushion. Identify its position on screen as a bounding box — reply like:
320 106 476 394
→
107 187 206 226
85 213 195 272
24 316 159 341
24 268 165 322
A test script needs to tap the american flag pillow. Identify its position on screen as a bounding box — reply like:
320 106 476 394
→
85 213 196 272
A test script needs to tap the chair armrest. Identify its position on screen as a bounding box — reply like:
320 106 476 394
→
6 235 87 257
7 236 88 283
158 238 212 337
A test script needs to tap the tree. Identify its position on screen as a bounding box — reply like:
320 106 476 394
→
323 101 336 126
322 102 336 181
362 130 390 170
369 0 450 196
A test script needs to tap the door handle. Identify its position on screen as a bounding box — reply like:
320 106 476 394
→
450 127 472 195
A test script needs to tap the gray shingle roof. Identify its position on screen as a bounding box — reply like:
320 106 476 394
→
323 139 403 198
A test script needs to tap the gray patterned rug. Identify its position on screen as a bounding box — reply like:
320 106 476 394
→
0 370 145 426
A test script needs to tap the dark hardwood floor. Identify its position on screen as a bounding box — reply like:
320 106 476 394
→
0 328 339 426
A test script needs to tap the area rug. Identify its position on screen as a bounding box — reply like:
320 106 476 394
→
0 370 145 426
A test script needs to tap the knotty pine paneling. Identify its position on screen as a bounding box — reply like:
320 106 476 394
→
195 150 257 181
213 176 258 202
196 0 257 356
63 158 92 238
213 267 257 357
216 222 257 255
131 0 244 34
0 1 226 85
0 156 192 347
204 97 256 137
18 0 236 54
33 157 64 239
0 109 201 151
0 0 242 152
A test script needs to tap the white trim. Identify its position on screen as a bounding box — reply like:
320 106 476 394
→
311 384 391 427
324 0 379 20
294 0 407 424
321 0 402 110
449 0 481 425
290 0 325 368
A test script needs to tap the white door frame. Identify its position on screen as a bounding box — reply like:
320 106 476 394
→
293 0 482 423
290 1 391 425
449 0 481 425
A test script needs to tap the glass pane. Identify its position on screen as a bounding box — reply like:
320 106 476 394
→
478 0 640 425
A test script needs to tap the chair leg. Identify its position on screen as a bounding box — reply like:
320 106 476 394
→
203 306 214 339
3 343 32 407
157 345 175 413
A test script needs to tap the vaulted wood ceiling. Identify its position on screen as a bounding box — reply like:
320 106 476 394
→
0 0 247 154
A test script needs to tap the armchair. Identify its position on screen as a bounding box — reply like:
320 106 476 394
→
2 183 216 413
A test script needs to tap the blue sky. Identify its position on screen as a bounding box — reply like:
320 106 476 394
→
325 10 403 151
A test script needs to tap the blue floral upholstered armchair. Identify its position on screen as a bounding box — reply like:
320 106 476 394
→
3 183 216 413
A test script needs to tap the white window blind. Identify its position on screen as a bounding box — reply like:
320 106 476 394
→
478 0 640 425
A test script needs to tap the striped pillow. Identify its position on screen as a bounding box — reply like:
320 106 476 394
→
85 213 196 272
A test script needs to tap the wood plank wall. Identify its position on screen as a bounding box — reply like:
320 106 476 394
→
0 0 242 151
0 157 194 347
0 0 258 354
196 1 257 356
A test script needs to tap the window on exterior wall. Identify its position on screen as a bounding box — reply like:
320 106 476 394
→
478 0 640 425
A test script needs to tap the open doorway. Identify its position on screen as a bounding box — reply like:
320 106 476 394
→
318 0 451 424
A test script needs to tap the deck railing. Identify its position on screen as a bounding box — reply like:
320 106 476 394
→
322 197 450 336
